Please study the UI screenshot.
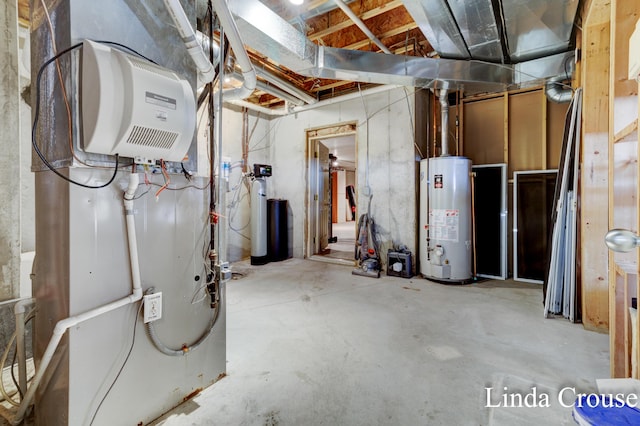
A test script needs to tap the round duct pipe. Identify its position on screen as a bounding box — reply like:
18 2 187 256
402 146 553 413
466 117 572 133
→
439 88 449 156
545 76 573 103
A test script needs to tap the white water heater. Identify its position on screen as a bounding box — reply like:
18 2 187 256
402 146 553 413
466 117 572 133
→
422 156 472 283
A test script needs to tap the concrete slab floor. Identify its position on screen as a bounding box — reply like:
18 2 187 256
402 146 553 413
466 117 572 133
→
150 258 609 426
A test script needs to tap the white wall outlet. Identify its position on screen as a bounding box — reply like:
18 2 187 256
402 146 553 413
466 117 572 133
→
143 292 162 323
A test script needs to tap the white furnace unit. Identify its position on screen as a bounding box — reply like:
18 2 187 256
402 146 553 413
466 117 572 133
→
421 156 473 283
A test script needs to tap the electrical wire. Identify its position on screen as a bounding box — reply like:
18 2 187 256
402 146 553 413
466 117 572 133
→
357 83 372 198
89 302 142 426
32 42 121 188
154 159 171 199
0 309 35 406
93 41 157 64
9 312 36 401
39 0 87 168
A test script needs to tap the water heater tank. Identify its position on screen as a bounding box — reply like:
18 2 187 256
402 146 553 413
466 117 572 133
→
423 156 472 283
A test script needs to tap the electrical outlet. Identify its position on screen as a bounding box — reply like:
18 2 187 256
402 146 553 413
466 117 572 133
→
143 292 162 323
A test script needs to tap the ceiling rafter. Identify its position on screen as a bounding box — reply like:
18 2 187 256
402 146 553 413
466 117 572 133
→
307 0 404 40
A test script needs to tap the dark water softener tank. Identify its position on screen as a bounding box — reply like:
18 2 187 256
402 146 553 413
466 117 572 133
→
268 199 289 262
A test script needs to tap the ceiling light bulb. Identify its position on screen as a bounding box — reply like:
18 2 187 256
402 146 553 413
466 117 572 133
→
333 161 338 167
289 0 303 5
224 75 231 83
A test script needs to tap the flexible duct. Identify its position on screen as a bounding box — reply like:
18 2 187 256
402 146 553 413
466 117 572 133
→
439 88 449 156
545 75 572 103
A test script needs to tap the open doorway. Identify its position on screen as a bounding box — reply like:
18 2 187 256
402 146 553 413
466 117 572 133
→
306 123 357 265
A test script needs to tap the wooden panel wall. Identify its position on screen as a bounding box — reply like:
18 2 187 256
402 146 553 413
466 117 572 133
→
607 0 640 376
462 88 568 174
547 101 568 169
581 0 611 333
509 92 545 175
463 97 505 165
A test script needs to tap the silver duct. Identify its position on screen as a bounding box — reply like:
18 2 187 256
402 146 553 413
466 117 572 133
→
226 0 574 92
545 75 573 103
439 88 449 156
403 0 579 64
211 0 256 99
254 68 317 105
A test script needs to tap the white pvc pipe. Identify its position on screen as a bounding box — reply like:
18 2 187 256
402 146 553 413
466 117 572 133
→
164 0 216 84
292 84 400 113
332 0 392 54
227 99 290 116
4 174 144 426
212 0 257 100
227 85 401 116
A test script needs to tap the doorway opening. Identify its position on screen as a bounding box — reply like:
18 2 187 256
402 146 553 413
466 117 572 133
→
306 123 357 265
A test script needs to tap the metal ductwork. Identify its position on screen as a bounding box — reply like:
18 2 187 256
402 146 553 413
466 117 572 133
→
439 88 449 156
545 75 573 103
403 0 579 64
223 0 574 92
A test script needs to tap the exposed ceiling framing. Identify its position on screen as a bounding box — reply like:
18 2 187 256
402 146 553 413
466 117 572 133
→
18 0 579 111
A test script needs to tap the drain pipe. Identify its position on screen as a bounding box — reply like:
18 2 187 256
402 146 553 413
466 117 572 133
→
164 0 216 84
332 0 391 54
439 88 449 156
545 75 573 103
212 0 257 100
1 174 144 426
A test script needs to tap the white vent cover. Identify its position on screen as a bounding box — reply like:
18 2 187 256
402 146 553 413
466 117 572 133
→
82 40 196 162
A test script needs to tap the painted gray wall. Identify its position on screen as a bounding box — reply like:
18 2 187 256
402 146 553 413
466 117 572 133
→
0 1 21 301
234 87 419 263
198 104 270 263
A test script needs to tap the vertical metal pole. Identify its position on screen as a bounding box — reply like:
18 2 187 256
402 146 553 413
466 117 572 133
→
215 30 226 267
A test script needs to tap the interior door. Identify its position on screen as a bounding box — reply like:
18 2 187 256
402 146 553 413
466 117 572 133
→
317 141 330 252
472 164 507 280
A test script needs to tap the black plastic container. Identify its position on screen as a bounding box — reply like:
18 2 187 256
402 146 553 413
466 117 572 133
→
267 199 289 262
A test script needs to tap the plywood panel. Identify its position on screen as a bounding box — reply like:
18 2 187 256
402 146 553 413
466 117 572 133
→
509 92 543 175
581 1 610 333
547 101 570 169
463 98 504 164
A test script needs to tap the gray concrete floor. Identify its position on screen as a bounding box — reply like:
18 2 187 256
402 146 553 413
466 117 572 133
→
151 258 609 426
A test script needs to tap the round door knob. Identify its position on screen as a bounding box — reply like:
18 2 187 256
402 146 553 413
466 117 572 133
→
605 229 640 253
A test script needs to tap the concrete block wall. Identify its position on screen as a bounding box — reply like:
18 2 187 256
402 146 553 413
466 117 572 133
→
251 87 418 263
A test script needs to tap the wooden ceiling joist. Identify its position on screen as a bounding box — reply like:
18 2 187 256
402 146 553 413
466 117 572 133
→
307 0 404 40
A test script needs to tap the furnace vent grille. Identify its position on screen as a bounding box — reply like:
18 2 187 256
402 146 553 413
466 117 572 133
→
126 126 179 150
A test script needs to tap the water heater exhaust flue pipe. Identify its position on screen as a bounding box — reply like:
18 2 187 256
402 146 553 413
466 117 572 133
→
439 88 449 157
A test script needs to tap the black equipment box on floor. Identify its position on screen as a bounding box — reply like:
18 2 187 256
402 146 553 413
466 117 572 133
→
387 251 413 278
